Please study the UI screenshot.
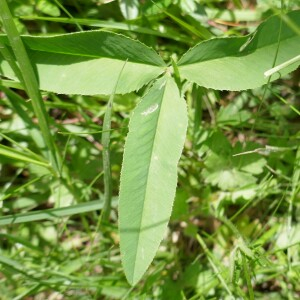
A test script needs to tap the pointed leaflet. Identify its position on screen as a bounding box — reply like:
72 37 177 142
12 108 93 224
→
0 31 166 95
119 75 188 285
178 10 300 91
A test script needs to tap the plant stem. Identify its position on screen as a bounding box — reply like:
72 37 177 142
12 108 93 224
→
101 61 127 222
101 96 113 222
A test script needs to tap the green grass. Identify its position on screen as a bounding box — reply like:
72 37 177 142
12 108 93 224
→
0 0 300 299
0 0 61 174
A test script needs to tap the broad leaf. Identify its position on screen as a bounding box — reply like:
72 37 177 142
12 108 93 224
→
216 93 252 127
201 132 266 191
178 10 300 91
0 31 166 95
119 75 188 285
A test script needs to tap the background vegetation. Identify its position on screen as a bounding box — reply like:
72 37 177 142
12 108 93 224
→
0 0 299 299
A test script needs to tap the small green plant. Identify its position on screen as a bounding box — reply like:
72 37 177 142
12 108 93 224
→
0 0 299 287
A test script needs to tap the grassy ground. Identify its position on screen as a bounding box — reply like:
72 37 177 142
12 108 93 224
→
0 0 300 299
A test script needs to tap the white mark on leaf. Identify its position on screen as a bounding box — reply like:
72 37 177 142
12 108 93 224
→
141 104 159 116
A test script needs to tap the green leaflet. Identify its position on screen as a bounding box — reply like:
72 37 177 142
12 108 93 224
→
0 31 166 95
119 75 188 285
178 10 300 91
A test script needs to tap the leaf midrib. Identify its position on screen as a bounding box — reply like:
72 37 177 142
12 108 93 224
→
28 48 166 68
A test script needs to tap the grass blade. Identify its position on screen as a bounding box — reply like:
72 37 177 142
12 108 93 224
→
0 144 50 168
0 0 61 173
19 16 191 44
0 79 23 89
0 200 104 226
196 234 233 297
53 0 83 31
241 253 254 300
101 61 127 222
